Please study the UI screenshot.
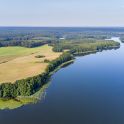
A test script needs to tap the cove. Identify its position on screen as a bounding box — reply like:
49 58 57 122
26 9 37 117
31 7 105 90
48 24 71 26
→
0 37 124 124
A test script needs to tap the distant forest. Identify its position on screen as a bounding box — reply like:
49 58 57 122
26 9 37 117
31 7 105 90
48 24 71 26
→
0 27 123 48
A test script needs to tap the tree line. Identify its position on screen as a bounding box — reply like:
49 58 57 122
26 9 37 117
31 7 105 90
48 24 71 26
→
0 52 73 98
0 40 52 48
52 40 120 54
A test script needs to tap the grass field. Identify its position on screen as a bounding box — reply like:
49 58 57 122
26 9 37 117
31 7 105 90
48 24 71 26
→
0 45 61 83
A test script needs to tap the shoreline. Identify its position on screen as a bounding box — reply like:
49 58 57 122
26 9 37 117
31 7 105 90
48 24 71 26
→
0 44 120 99
0 44 120 110
73 45 120 56
0 59 75 110
16 45 120 97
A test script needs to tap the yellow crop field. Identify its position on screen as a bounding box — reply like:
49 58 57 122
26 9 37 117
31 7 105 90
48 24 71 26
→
0 45 61 83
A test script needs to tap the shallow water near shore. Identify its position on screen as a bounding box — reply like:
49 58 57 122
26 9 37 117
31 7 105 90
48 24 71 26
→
0 37 124 124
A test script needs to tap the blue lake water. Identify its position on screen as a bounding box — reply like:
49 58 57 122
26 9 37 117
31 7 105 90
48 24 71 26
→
0 37 124 124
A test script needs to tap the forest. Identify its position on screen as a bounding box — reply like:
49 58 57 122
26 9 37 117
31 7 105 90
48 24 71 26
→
0 27 122 98
51 39 120 54
0 27 123 48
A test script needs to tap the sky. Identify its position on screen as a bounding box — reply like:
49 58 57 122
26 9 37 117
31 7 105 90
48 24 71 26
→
0 0 124 27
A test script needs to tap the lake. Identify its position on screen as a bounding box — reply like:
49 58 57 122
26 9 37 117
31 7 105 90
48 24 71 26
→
0 37 124 124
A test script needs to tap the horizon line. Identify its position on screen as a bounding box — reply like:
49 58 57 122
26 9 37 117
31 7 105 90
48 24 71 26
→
1 26 124 28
